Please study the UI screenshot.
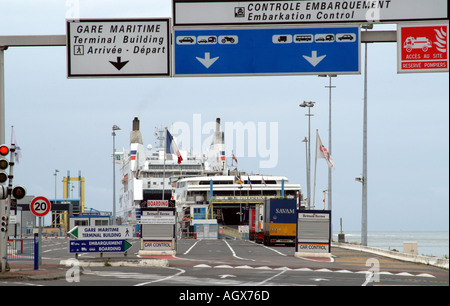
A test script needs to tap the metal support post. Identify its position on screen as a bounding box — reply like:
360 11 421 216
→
361 39 369 246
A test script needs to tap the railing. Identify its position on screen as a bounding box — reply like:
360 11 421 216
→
222 226 249 240
7 238 35 261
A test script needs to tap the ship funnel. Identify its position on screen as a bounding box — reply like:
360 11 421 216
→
130 117 143 144
216 118 221 132
132 117 140 131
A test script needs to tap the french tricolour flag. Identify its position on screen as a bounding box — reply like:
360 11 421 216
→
166 130 183 164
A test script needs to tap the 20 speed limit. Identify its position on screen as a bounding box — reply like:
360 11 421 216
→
30 196 51 217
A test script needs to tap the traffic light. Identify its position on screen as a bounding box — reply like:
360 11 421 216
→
0 144 9 184
0 185 7 200
1 216 7 232
12 185 26 200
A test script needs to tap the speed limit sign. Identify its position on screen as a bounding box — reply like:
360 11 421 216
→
30 196 51 217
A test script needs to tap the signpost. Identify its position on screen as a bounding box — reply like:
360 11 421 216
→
30 196 51 217
174 26 360 76
68 225 133 255
397 22 449 73
295 210 332 258
30 196 51 267
66 18 171 77
68 225 132 240
173 0 448 26
140 208 176 254
69 239 132 253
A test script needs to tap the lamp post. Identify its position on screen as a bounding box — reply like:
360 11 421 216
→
112 125 121 225
360 24 373 246
53 169 59 229
299 101 315 210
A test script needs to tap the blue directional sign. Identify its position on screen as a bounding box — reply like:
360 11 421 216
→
174 27 360 76
69 240 132 253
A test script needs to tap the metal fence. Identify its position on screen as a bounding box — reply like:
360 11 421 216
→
7 238 35 261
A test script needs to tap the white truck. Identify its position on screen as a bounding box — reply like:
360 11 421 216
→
404 36 432 52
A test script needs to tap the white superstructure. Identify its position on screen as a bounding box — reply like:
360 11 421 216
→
117 117 225 224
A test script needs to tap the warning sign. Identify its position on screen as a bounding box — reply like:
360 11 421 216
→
398 23 449 73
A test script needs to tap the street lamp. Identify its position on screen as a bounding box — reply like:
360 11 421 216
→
53 169 59 229
299 101 315 209
112 125 121 225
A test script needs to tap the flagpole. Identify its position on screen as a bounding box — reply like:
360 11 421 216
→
162 127 167 200
313 129 318 209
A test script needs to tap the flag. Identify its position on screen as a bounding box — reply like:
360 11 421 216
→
235 175 243 184
232 151 238 164
166 130 183 164
220 151 225 161
261 176 267 187
316 131 334 169
12 128 22 163
248 176 253 190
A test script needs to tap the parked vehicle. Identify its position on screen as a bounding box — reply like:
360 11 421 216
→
249 203 264 243
263 199 297 246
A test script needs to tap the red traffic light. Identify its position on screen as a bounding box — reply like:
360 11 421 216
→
0 145 9 156
12 185 26 200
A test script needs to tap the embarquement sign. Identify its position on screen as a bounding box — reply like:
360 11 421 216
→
173 0 448 26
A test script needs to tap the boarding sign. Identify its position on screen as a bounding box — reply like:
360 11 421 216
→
147 200 169 207
66 18 170 77
68 225 133 240
69 240 132 253
397 23 449 73
174 26 360 76
173 0 448 26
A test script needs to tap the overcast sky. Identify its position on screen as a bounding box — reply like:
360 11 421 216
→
0 0 448 232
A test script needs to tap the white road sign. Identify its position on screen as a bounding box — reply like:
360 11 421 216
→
173 0 448 26
67 19 171 77
68 225 133 240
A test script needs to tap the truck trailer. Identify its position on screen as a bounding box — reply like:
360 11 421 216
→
263 199 297 246
249 203 264 243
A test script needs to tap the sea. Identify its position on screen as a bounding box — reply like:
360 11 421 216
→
333 231 449 259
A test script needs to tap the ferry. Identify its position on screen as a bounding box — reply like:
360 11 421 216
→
117 117 225 224
117 117 302 231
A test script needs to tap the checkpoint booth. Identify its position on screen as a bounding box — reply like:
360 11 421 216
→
295 210 332 258
69 213 110 229
138 201 176 255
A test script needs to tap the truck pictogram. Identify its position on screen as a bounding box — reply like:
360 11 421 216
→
404 36 432 52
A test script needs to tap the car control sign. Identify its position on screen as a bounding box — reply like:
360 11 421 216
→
66 19 170 77
398 23 449 73
296 210 331 257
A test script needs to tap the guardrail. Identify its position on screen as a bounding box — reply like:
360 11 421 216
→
222 226 249 240
333 242 449 270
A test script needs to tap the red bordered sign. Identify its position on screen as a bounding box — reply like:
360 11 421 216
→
398 23 449 73
30 196 51 217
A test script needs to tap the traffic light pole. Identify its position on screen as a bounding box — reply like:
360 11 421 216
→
0 144 14 272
